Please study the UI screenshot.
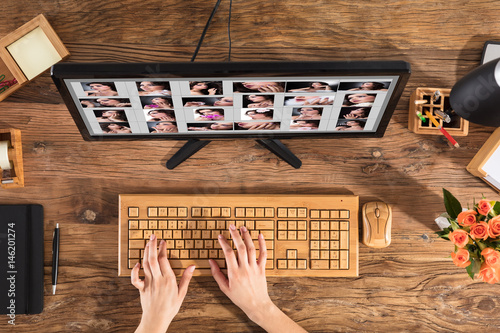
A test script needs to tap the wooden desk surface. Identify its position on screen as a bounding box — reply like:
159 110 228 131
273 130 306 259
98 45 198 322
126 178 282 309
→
1 1 499 332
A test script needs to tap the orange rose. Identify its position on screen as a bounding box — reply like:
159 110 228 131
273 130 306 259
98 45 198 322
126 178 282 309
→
457 210 477 227
481 248 500 269
470 222 489 240
477 263 500 284
477 199 493 216
449 229 469 248
451 249 471 268
488 215 500 238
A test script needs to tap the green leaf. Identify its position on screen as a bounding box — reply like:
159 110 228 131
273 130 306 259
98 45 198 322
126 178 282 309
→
436 228 451 239
443 189 462 220
450 219 460 231
492 201 500 216
466 258 481 280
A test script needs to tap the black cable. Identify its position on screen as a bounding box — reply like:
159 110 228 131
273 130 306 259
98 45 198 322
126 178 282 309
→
227 0 232 61
191 0 223 62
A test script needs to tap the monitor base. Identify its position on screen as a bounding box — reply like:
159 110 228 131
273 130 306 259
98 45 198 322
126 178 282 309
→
166 139 302 169
256 139 302 169
166 139 211 170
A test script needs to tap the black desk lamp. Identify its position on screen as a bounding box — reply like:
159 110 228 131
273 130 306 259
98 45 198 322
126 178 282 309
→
450 45 500 127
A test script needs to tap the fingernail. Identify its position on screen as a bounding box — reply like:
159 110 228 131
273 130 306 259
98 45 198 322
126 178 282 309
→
241 226 247 232
150 234 155 241
160 240 165 245
229 224 236 231
218 234 223 239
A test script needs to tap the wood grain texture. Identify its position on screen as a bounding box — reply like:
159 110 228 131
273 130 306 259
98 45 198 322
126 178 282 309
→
1 0 500 332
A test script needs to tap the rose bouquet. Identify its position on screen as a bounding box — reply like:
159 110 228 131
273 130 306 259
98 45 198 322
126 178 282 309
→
436 189 500 284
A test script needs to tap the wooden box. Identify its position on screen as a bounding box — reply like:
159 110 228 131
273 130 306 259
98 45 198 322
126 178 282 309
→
0 14 69 102
408 87 469 136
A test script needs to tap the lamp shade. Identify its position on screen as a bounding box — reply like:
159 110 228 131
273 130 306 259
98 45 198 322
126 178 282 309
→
450 58 500 126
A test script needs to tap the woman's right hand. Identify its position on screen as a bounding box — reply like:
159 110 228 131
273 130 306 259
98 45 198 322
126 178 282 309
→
209 226 307 333
209 226 274 323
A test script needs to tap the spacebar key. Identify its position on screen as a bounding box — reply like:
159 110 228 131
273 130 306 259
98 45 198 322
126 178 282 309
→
169 259 226 269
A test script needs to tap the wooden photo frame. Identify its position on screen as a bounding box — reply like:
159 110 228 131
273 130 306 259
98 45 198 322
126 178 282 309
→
0 14 69 102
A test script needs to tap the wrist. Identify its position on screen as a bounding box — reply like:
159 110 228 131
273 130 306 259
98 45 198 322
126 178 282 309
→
135 315 171 333
245 299 279 326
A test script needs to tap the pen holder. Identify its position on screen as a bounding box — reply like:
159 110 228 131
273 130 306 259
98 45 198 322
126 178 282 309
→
408 87 469 136
0 128 24 188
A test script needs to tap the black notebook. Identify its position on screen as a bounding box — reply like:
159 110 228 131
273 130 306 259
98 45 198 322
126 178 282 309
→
0 205 44 314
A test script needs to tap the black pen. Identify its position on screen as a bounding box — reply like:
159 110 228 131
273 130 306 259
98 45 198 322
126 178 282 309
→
52 223 60 295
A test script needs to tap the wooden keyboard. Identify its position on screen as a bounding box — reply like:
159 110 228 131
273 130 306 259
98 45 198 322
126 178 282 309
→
119 194 359 277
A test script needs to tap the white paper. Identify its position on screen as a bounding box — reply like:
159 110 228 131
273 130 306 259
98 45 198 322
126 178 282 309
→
7 27 62 80
482 145 500 187
0 141 10 170
482 43 500 64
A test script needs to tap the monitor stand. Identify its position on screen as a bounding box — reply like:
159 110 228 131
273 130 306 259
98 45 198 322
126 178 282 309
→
166 139 302 169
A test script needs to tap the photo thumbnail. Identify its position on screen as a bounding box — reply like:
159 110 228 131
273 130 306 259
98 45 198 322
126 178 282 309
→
187 122 234 131
189 81 223 95
285 81 338 93
284 95 335 106
335 119 367 131
136 81 171 96
233 81 285 93
93 109 128 123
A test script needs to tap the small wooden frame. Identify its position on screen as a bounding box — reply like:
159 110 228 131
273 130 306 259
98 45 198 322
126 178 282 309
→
467 128 500 193
0 14 69 102
0 128 24 188
408 87 469 136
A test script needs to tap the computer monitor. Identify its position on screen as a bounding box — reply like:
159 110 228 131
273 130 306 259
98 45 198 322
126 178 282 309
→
51 61 411 168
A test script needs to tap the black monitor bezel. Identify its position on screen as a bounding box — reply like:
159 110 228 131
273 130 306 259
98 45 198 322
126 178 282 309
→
51 61 411 141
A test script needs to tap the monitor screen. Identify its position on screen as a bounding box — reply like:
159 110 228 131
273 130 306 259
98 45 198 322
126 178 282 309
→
51 61 410 140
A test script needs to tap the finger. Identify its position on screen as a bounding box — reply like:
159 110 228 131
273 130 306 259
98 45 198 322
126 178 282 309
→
241 226 256 265
218 233 238 269
143 241 152 276
158 240 174 278
230 225 249 266
209 259 229 294
178 265 196 300
257 233 268 271
131 262 145 291
148 234 162 277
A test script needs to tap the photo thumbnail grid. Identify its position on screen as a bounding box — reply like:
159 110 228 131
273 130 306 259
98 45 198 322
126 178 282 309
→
67 78 396 135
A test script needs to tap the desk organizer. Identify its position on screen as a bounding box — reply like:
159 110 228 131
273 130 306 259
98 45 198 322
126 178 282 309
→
0 128 24 188
0 14 69 102
408 87 469 136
